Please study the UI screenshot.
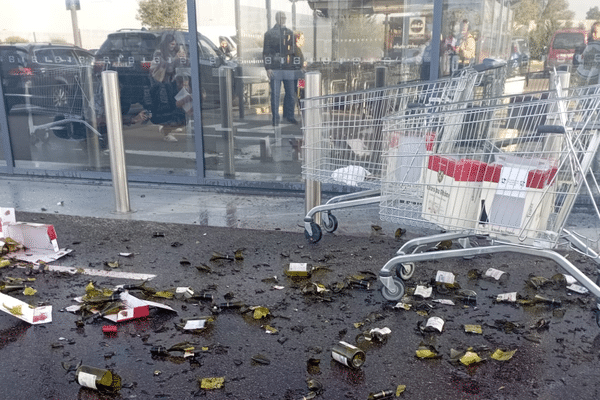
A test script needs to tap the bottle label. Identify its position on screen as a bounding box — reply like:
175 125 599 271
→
78 371 97 390
435 271 455 284
485 268 506 280
496 292 517 302
426 316 444 332
332 351 350 367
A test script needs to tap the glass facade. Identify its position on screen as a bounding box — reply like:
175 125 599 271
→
0 0 514 188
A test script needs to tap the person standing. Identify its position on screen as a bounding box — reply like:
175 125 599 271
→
263 11 300 126
575 22 600 85
149 33 188 141
457 19 476 69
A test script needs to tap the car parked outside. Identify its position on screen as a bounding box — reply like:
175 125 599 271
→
0 42 95 114
94 29 237 113
508 37 530 76
546 28 587 72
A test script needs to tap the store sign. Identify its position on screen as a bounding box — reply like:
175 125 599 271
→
409 18 425 36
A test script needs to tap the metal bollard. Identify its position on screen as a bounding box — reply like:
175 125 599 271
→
101 71 131 213
304 71 322 224
219 66 236 179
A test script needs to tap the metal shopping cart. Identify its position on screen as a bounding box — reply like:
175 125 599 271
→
302 60 506 243
377 85 600 324
24 65 100 141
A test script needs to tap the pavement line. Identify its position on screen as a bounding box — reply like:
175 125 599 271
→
41 265 156 280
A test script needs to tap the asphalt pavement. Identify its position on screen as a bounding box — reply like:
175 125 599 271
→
1 176 600 399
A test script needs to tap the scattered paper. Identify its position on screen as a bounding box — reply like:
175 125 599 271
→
567 284 589 294
496 292 517 302
485 268 506 281
183 319 208 330
393 302 412 310
414 285 433 298
426 316 444 332
435 271 455 284
433 299 455 306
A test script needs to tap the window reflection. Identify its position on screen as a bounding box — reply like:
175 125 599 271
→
0 0 517 185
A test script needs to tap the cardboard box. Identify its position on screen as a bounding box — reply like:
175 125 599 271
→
477 155 557 241
0 292 52 324
385 131 434 184
68 291 176 323
0 207 71 263
422 155 488 230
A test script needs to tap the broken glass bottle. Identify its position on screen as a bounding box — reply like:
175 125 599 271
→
331 341 365 369
368 390 394 399
75 365 121 393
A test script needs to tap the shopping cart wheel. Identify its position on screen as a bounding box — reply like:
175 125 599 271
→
322 214 338 233
396 262 415 280
305 222 322 243
381 278 405 301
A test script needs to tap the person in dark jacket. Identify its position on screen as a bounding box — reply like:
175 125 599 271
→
263 11 302 126
575 22 600 86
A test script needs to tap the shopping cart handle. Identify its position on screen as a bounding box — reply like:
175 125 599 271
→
537 125 566 135
471 58 507 73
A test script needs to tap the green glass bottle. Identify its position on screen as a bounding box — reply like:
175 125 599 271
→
76 365 121 393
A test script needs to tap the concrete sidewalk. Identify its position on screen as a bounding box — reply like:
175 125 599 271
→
0 175 394 237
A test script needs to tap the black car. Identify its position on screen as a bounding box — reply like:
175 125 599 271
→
94 29 236 112
0 42 95 113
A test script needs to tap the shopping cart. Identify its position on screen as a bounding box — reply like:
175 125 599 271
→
302 59 506 243
376 86 600 324
24 65 100 141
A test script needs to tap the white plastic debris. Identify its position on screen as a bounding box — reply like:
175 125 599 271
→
331 166 372 186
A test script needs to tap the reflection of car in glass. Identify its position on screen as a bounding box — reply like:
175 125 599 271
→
94 29 237 112
0 43 94 113
546 29 587 72
508 37 530 76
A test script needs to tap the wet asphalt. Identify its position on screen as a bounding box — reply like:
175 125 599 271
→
1 211 600 400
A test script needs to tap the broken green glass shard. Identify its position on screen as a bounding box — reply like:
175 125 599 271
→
460 351 483 366
464 324 483 334
252 306 270 319
491 349 516 361
199 377 225 389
